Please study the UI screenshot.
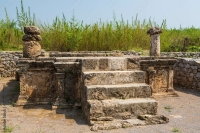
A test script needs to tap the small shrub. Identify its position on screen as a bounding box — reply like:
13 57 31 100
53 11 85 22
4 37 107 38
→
172 127 181 132
164 105 172 112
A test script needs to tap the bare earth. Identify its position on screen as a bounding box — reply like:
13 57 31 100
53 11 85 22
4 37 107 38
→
1 78 200 133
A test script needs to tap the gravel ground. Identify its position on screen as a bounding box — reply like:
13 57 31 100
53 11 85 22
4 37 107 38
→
1 78 200 133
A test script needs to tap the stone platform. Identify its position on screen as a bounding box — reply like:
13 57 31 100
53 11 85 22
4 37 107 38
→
15 56 176 130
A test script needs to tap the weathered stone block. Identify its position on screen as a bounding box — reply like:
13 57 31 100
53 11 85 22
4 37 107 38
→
23 41 41 58
86 98 157 122
83 71 145 86
185 64 191 68
19 71 54 99
134 71 146 83
55 57 80 62
85 83 151 100
24 26 40 35
178 63 184 68
196 72 200 78
22 34 41 41
82 59 98 71
99 59 109 70
110 58 126 70
54 62 81 72
127 58 140 70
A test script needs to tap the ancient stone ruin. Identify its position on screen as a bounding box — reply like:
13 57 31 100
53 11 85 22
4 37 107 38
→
2 26 193 131
4 26 179 131
22 26 42 58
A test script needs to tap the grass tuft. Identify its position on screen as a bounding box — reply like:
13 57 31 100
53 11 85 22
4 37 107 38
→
172 127 181 132
3 126 14 133
164 105 172 112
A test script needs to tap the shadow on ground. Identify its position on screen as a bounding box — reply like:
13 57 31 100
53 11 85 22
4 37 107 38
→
174 86 200 97
0 78 20 106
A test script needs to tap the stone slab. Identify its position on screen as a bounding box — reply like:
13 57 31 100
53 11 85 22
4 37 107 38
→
83 70 145 86
24 26 40 35
85 83 151 100
86 98 157 122
54 62 81 72
110 58 127 70
90 115 168 131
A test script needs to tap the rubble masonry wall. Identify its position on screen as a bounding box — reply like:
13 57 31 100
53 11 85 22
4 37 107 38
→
0 52 22 78
174 58 200 90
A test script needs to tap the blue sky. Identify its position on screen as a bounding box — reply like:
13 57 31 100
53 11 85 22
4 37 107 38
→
0 0 199 28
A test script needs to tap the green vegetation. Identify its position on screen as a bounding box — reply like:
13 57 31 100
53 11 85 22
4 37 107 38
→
11 101 15 107
164 105 172 112
172 127 181 133
3 126 14 133
1 0 200 52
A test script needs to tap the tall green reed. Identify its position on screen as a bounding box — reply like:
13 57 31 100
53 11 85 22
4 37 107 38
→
1 0 200 52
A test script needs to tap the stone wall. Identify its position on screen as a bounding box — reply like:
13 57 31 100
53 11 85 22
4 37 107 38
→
49 51 139 57
0 52 22 78
174 58 200 90
161 52 200 58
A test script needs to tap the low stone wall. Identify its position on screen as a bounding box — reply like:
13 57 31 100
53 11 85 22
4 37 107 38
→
174 58 200 90
3 51 200 92
49 50 139 57
161 52 200 58
0 52 23 78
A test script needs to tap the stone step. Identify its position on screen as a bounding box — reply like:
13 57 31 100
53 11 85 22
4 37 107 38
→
55 57 81 62
82 70 145 86
81 57 126 71
84 98 157 123
84 83 151 100
54 62 81 72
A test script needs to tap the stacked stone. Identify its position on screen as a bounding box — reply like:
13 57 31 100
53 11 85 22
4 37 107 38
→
0 52 22 78
161 52 200 58
22 26 42 58
174 58 200 90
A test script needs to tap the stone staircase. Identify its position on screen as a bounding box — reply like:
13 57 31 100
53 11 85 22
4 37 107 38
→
81 57 167 130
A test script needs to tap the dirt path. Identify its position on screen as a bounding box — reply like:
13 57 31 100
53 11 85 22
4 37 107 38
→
1 78 200 133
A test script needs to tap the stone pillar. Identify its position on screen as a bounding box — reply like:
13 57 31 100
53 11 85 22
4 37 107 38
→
22 26 42 58
147 27 162 57
15 62 30 105
147 67 156 94
167 66 174 92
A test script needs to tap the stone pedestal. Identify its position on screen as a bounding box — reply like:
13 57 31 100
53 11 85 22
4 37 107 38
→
23 26 42 58
140 57 178 97
15 58 56 106
150 34 160 56
147 27 162 57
